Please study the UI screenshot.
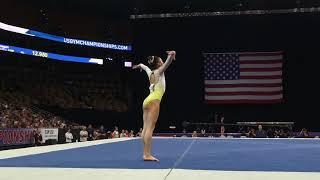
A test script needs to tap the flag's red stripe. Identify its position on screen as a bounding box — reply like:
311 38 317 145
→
205 91 282 96
240 75 282 79
204 99 283 104
205 83 282 88
240 60 282 64
240 67 282 72
239 52 283 56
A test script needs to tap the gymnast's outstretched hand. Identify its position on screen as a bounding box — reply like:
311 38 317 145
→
166 50 176 60
132 64 144 72
132 64 140 69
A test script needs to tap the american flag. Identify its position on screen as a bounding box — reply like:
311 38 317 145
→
204 51 283 104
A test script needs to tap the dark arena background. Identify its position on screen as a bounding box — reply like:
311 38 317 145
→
0 1 320 180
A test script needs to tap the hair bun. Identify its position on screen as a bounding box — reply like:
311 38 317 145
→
147 56 154 64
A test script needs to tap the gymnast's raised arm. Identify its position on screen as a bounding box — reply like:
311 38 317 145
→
132 63 152 77
157 51 176 74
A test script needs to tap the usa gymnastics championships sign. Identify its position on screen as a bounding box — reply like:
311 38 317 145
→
0 22 132 51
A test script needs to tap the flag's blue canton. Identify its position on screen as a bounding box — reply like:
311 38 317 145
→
204 53 240 80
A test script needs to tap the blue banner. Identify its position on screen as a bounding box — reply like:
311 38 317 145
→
0 22 132 51
0 43 103 65
0 128 34 146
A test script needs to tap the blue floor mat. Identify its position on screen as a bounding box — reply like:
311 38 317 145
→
177 139 320 172
0 138 319 172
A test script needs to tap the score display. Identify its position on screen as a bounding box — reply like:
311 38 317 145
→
0 43 103 65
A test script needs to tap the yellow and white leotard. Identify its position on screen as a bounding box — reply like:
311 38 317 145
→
139 57 173 108
142 69 166 108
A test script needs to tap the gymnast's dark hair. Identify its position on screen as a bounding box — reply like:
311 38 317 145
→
147 56 161 70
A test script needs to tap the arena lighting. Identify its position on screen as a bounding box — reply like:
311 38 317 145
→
0 43 103 65
130 7 320 19
106 57 113 61
0 22 132 51
124 61 132 67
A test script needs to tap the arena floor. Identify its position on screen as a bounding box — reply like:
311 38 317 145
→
0 137 320 180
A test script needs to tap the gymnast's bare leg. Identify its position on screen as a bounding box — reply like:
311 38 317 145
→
142 100 160 161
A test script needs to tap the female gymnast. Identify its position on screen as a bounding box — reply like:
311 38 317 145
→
133 50 176 161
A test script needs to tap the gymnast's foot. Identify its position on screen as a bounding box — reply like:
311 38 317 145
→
143 155 159 162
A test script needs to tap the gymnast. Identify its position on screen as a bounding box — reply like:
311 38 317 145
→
132 50 176 161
